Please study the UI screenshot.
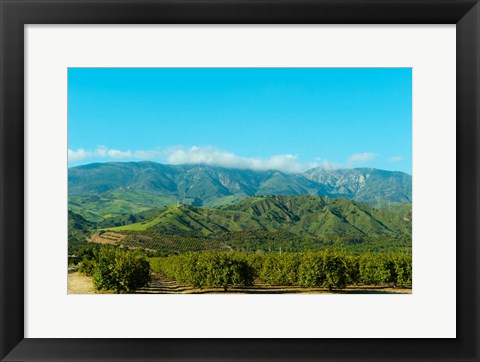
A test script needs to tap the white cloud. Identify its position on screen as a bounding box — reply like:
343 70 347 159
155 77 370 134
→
68 148 90 162
67 145 319 173
389 156 403 162
165 146 319 173
347 152 377 165
68 146 150 162
68 145 379 173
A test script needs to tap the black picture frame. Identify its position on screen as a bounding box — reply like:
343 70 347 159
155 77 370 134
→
1 1 479 361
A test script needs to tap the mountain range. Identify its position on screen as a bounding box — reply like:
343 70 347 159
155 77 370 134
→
68 161 412 221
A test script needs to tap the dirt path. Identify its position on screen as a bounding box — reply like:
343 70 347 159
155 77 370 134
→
68 272 97 294
135 274 199 294
136 273 411 294
68 272 411 294
68 272 116 294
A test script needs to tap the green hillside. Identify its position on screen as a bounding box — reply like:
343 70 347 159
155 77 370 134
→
98 195 411 249
69 190 176 222
68 210 96 243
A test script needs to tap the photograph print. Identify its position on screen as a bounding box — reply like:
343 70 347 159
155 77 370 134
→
67 68 412 294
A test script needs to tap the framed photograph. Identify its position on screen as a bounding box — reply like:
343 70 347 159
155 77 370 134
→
1 0 478 361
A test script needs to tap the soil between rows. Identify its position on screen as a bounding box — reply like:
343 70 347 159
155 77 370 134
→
68 272 412 294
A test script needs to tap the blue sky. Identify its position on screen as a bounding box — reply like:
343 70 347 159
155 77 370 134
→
68 68 412 174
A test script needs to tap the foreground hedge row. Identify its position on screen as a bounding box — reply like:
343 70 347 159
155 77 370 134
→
150 252 254 291
150 251 412 291
79 246 151 293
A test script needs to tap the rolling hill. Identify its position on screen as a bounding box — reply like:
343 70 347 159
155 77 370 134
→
69 162 412 220
68 210 96 243
99 195 411 242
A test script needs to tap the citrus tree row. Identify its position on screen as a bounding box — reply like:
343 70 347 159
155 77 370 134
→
150 252 254 291
78 245 151 293
120 232 228 254
150 251 412 291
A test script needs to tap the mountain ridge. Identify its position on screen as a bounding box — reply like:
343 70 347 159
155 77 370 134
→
69 161 412 220
101 195 412 241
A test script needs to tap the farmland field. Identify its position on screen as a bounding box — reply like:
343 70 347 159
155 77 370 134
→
68 272 411 295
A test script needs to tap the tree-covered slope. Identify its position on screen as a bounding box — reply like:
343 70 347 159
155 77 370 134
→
101 195 411 242
68 210 96 243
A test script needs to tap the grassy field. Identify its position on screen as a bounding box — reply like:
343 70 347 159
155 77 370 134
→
105 215 167 231
105 205 196 232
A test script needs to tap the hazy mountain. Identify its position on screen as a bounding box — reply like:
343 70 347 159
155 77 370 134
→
303 167 412 204
68 161 412 220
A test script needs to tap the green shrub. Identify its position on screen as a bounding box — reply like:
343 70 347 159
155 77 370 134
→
345 254 361 285
151 252 253 290
360 254 382 285
78 258 95 276
295 252 349 290
92 246 151 293
321 253 349 290
360 254 398 286
258 254 299 285
198 253 254 290
394 254 412 286
297 253 324 287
